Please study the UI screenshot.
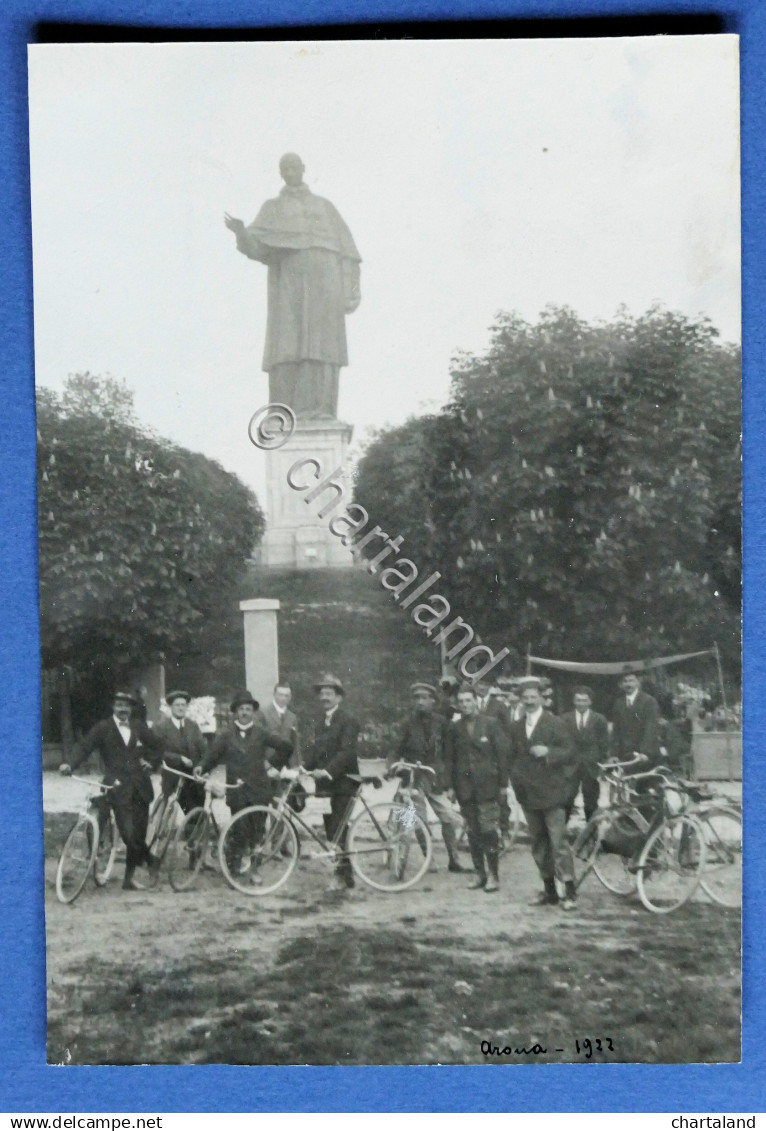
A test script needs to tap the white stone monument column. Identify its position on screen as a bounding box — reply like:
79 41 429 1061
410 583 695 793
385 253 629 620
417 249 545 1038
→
260 418 354 568
240 598 280 709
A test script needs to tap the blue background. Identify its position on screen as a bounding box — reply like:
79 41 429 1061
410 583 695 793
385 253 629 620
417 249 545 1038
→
0 0 761 1113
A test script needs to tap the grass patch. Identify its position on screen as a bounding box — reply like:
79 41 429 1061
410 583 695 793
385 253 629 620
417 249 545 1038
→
48 905 740 1066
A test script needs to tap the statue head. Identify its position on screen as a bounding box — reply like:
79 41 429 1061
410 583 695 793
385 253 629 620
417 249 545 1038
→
279 152 305 187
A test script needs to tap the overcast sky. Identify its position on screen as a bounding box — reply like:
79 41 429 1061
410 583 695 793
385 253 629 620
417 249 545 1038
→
28 36 740 502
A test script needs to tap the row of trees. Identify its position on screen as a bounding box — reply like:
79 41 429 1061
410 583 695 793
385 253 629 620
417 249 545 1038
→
38 374 264 742
352 306 740 678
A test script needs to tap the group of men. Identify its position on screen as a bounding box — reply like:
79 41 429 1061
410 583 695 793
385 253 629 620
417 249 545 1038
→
59 668 664 902
399 669 663 910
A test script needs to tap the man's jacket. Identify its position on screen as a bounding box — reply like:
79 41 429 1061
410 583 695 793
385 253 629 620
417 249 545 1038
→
610 691 660 760
201 722 292 804
509 710 576 810
445 714 507 804
73 717 163 804
303 707 360 796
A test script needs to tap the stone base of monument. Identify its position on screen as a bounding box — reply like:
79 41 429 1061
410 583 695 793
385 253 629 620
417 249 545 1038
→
259 417 355 569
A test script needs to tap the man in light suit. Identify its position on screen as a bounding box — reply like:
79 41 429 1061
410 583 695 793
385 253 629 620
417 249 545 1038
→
610 671 660 764
259 681 298 766
560 685 609 823
510 682 577 910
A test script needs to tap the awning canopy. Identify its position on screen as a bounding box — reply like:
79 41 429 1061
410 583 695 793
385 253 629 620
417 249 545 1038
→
528 649 713 676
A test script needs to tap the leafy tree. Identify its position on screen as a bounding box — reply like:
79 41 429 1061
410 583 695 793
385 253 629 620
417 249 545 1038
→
37 375 264 740
353 306 740 677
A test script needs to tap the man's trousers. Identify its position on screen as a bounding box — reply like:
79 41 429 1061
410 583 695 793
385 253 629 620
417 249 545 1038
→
523 805 575 884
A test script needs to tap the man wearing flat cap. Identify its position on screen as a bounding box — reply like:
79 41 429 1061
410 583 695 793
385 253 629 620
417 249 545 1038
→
60 691 163 890
154 691 208 815
303 673 360 889
199 690 294 876
395 682 464 873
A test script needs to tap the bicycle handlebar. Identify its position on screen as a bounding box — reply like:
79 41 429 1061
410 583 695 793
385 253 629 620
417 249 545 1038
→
389 761 437 777
596 754 649 775
69 775 120 792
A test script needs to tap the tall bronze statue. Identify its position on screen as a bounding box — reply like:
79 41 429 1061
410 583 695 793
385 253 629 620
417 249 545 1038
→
225 153 361 420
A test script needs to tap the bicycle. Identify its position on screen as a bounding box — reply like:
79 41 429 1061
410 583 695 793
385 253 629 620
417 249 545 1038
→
55 777 121 904
672 779 741 909
573 761 708 914
142 762 198 884
164 768 244 892
218 767 433 896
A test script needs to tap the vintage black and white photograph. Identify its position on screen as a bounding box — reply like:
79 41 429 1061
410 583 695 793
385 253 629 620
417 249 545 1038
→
30 35 741 1066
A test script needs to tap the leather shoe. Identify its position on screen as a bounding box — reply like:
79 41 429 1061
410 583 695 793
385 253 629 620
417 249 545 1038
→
560 896 577 911
121 878 145 892
484 878 499 893
529 890 557 906
468 876 487 890
448 860 466 873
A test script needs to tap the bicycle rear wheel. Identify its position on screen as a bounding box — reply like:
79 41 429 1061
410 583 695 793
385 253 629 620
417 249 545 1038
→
348 801 432 892
219 806 298 896
590 809 647 896
93 810 117 886
696 804 741 908
636 814 707 914
572 813 602 891
166 807 211 892
147 800 182 886
56 814 98 903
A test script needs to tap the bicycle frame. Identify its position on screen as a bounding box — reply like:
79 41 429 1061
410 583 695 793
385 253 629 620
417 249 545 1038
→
270 772 389 864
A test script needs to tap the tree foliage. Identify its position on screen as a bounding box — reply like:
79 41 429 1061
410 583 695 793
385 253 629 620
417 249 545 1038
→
353 307 740 674
37 374 265 678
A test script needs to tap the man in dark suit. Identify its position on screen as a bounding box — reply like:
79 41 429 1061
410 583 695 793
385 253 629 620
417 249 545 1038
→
396 682 464 873
60 691 163 890
510 681 578 910
259 680 299 766
444 685 507 893
199 690 293 879
154 690 208 814
303 673 360 890
560 685 610 823
610 671 661 763
476 679 513 845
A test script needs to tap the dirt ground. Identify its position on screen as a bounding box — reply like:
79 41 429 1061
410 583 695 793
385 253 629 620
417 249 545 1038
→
44 773 741 1067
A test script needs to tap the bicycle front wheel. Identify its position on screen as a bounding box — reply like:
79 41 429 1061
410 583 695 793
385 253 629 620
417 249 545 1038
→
147 799 182 883
636 814 707 914
348 801 432 892
93 810 117 886
167 807 211 892
56 813 98 904
219 806 298 896
696 804 741 909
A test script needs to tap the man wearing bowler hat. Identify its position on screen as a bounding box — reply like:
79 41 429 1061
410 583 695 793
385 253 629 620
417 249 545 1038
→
154 690 208 814
303 673 360 890
60 690 163 891
199 690 294 877
395 682 465 873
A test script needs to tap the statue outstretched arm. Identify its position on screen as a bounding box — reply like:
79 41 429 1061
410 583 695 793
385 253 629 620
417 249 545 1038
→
224 212 271 264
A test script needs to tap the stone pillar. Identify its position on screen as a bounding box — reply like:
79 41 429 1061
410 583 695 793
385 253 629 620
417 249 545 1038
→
240 598 280 709
260 418 354 568
134 662 166 725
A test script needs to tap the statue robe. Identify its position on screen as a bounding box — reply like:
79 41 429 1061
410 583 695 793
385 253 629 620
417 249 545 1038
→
235 183 361 418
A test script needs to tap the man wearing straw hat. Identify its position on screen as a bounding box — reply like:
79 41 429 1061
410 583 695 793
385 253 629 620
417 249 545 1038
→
303 673 360 890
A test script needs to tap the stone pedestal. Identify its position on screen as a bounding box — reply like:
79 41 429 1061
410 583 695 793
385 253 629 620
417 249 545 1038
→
240 598 280 709
260 418 355 568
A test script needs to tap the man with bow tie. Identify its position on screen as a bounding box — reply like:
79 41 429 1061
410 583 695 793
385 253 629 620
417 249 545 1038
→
59 691 163 891
199 690 293 877
560 686 610 824
509 680 577 910
154 690 208 814
444 684 507 893
302 673 360 890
